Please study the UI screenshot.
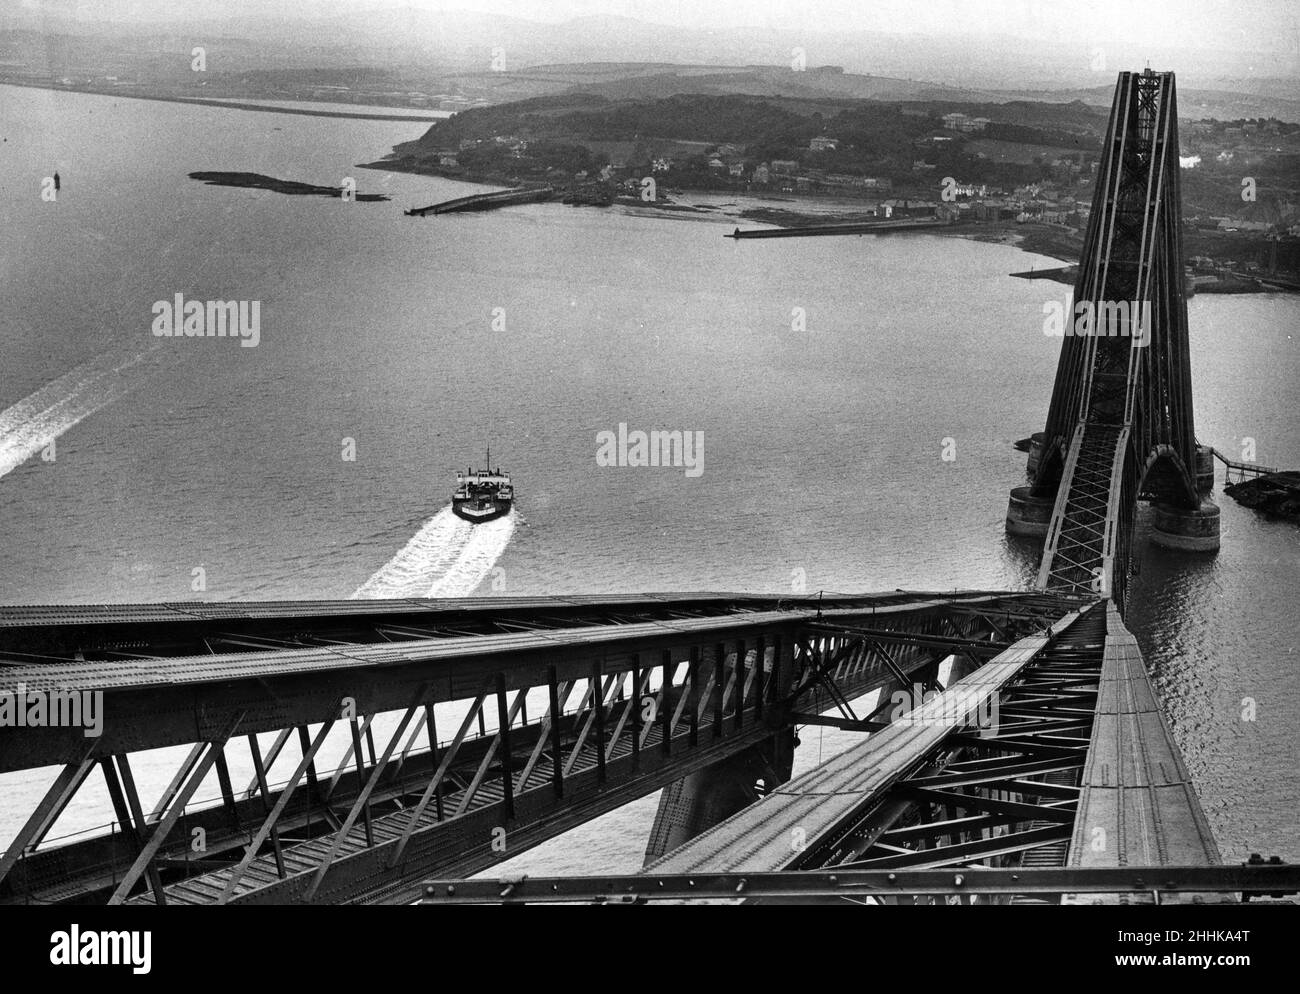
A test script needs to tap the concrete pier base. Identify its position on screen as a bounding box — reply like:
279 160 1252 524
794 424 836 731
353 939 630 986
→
1195 445 1216 496
1151 499 1221 551
1026 431 1046 478
644 730 794 865
1006 486 1056 538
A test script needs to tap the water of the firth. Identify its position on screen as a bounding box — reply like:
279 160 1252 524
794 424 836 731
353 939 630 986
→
1 85 1296 873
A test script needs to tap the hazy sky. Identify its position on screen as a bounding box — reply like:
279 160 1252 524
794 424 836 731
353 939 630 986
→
15 0 1300 53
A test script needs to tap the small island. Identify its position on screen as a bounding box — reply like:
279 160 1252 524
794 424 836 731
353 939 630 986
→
189 171 390 201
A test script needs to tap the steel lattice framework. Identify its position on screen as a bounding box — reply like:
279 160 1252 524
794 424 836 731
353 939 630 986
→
576 599 1223 904
0 591 1067 906
1033 70 1201 612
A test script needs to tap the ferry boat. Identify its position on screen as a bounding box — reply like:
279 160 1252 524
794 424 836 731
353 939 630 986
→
452 449 514 523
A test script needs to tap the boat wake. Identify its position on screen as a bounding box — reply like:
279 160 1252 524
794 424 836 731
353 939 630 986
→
351 506 516 599
0 346 164 480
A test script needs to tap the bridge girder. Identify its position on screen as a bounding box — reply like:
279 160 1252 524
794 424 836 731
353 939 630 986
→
0 591 1071 906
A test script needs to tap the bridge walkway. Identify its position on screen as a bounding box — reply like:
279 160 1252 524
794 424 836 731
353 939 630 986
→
1040 424 1125 597
643 601 1220 903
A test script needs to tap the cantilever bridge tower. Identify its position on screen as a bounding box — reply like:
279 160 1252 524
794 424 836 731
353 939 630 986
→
1007 69 1219 614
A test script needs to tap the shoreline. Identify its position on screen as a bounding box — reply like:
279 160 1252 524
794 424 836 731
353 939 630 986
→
360 157 1086 262
0 79 445 123
363 164 1295 294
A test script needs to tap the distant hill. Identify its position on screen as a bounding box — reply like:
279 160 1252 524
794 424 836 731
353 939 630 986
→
396 62 1300 123
400 87 1109 141
386 90 1112 196
3 7 1296 123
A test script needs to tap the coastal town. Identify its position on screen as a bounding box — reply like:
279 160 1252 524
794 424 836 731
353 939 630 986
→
380 92 1300 288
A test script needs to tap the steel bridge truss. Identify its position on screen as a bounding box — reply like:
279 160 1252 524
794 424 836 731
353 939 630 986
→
1032 70 1201 612
0 591 1072 906
633 598 1220 904
786 604 1109 890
